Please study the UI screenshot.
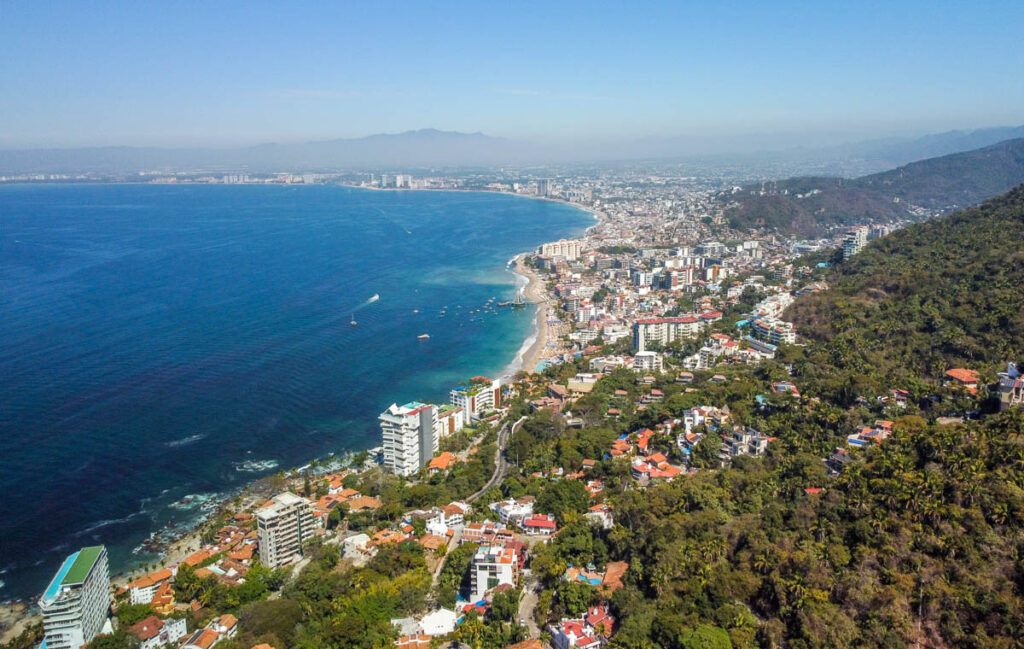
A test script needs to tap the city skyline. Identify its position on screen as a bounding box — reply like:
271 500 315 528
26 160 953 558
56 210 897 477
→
2 1 1023 148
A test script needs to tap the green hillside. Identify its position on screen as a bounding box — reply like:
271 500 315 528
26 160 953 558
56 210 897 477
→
788 184 1024 403
726 138 1024 235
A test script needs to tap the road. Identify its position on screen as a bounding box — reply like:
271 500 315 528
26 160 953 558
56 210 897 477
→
466 416 526 503
517 570 543 637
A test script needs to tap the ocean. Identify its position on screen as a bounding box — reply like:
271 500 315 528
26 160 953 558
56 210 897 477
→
0 183 591 600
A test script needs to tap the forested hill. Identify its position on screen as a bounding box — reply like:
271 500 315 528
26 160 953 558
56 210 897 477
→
725 137 1024 236
787 184 1024 403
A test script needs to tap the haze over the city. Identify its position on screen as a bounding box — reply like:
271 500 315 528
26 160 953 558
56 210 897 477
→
2 0 1023 152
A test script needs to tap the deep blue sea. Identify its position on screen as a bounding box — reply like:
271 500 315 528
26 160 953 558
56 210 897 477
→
0 183 591 600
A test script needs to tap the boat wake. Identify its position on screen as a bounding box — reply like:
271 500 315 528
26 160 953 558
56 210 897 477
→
165 433 208 448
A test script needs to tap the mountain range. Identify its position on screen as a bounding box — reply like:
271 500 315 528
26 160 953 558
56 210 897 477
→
2 125 1024 175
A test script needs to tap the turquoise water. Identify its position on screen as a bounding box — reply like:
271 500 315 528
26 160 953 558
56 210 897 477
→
0 184 591 599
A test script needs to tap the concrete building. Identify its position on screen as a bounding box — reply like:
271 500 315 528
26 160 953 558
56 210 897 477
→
719 427 770 466
536 178 550 198
633 351 663 373
435 404 464 438
842 227 868 260
381 401 439 476
450 377 500 426
257 492 316 569
471 545 519 601
128 616 188 649
750 316 796 345
998 363 1023 411
39 546 110 649
632 316 700 352
539 239 581 261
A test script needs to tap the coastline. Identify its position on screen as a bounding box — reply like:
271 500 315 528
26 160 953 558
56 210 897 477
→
500 255 551 379
0 185 597 630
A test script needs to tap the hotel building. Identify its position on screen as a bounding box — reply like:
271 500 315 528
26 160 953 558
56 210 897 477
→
539 239 581 261
39 546 111 649
449 377 501 426
380 401 439 476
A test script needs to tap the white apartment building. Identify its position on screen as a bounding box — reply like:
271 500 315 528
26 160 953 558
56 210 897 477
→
842 227 869 259
719 427 770 466
449 378 500 426
633 351 664 373
380 401 439 476
435 404 464 438
471 545 519 601
751 316 796 345
39 546 111 649
539 239 581 260
257 492 317 568
632 316 700 352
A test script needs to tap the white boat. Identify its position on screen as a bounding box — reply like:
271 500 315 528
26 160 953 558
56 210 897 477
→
369 293 380 302
350 313 357 326
417 333 430 340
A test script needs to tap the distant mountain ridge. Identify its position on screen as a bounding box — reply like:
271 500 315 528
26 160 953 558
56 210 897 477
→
725 137 1024 235
2 125 1024 176
0 129 530 174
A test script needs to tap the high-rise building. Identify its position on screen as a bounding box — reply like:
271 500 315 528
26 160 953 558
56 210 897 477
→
257 492 317 568
449 377 501 426
536 178 550 197
380 401 439 476
40 546 111 649
842 227 868 259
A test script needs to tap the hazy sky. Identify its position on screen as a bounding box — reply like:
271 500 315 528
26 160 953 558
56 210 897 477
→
1 0 1022 148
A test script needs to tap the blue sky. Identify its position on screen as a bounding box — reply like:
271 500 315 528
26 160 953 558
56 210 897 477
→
1 0 1022 147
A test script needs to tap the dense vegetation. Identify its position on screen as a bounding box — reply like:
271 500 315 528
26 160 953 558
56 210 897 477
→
726 138 1024 235
788 184 1024 404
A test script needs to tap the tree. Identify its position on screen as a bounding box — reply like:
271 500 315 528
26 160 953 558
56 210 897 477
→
537 480 591 522
558 581 595 617
114 603 155 627
84 631 137 649
490 588 520 622
677 626 732 649
327 505 344 529
239 598 304 649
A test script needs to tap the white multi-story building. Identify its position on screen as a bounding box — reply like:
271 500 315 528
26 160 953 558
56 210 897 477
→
539 239 581 260
128 616 188 649
381 401 439 476
633 351 664 373
751 316 796 345
470 545 519 601
435 404 464 438
632 316 700 352
719 427 770 466
39 546 111 649
257 492 317 569
842 226 869 259
449 378 500 426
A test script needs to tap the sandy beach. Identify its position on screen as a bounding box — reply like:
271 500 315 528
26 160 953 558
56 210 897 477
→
514 255 553 374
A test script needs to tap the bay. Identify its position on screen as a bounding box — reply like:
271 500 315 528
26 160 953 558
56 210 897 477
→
0 183 591 599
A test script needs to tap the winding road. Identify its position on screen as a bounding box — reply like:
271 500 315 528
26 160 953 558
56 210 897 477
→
466 415 526 503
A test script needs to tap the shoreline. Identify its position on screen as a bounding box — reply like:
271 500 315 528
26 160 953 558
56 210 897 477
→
0 185 598 628
499 255 551 379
